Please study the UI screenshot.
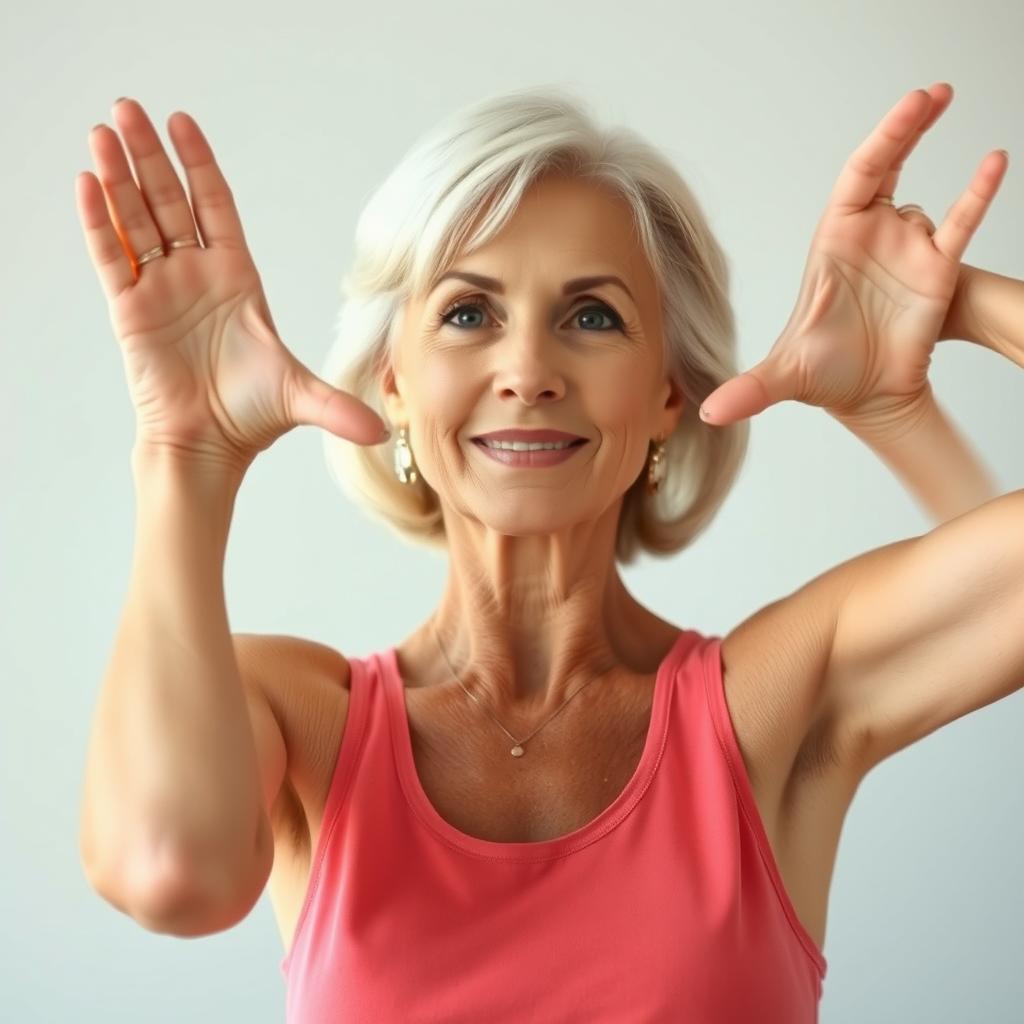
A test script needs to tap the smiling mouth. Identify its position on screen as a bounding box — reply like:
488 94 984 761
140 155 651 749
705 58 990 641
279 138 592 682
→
472 438 588 450
470 437 589 468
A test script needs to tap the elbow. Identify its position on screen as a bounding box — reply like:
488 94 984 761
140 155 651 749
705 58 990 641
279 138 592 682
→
86 819 276 939
134 873 264 938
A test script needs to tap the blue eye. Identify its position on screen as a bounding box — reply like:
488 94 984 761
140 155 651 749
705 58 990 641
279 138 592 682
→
575 306 621 331
437 293 624 333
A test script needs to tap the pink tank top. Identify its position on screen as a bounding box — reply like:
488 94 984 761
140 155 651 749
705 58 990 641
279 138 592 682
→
279 628 827 1021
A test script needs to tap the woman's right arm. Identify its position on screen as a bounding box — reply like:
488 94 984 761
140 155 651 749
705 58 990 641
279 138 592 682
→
74 98 387 934
79 447 274 934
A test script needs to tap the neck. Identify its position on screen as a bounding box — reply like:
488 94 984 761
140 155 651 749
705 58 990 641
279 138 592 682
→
420 497 664 716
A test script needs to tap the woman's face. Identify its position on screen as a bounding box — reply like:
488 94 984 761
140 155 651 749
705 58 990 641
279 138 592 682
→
382 172 684 535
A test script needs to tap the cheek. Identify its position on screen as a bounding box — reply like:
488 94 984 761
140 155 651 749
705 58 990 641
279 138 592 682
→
416 360 476 423
589 374 650 425
420 358 465 398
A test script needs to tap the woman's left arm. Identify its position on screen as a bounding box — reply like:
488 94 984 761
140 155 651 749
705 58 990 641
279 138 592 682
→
699 83 1013 529
706 85 1024 785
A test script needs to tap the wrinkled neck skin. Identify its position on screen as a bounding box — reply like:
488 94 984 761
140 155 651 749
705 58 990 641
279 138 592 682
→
421 490 664 718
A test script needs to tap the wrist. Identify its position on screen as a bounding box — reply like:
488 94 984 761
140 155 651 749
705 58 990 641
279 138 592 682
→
132 439 249 477
952 267 1024 368
829 385 937 448
131 441 248 503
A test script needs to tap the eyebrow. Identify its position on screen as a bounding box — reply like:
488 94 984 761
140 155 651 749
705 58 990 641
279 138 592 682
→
431 270 635 304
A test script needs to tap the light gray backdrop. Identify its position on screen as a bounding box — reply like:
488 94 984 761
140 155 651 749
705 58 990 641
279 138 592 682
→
3 0 1022 1021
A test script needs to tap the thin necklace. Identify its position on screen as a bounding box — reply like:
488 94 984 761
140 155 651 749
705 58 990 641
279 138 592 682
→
430 620 604 758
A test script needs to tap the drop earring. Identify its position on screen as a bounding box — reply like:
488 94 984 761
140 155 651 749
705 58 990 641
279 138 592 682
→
645 436 667 495
394 424 418 484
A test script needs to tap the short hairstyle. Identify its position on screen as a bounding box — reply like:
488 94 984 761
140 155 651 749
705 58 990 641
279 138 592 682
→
320 84 749 565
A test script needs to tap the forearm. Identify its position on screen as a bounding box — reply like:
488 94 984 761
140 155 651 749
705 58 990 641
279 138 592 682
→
944 266 1024 368
835 388 1001 526
81 447 270 907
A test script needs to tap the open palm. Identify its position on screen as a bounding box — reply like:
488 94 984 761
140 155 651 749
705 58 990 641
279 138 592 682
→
701 84 1009 426
77 99 388 470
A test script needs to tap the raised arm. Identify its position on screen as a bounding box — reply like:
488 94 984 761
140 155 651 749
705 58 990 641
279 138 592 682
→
816 487 1024 776
75 98 386 932
704 83 1022 779
698 83 1010 527
825 262 1024 771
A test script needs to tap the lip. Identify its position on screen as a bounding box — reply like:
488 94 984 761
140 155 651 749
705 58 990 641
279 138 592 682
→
472 437 587 468
472 429 587 443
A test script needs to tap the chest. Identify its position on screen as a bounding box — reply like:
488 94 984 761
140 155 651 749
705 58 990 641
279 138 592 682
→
402 677 656 843
269 653 853 961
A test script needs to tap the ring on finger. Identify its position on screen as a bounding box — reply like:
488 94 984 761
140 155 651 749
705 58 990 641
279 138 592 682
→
134 235 200 267
896 203 936 235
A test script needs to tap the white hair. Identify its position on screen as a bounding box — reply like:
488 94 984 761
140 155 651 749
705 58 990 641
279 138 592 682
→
319 83 749 565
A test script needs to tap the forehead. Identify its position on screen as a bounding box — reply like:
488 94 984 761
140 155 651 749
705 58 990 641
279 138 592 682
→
423 173 656 303
482 173 638 249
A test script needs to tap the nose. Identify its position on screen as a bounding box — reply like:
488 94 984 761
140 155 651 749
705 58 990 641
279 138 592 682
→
489 333 568 405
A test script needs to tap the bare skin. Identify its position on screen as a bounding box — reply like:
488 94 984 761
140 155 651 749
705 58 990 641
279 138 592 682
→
379 171 686 722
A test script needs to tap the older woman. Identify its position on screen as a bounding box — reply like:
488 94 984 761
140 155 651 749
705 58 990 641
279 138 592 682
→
77 84 1020 1022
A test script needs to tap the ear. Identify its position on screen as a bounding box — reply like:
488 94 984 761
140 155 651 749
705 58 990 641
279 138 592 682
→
658 373 687 438
378 357 409 427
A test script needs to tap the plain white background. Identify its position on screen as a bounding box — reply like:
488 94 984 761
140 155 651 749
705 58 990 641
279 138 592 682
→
2 0 1022 1020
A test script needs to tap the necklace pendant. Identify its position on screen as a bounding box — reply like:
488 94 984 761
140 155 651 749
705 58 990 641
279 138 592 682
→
510 745 525 757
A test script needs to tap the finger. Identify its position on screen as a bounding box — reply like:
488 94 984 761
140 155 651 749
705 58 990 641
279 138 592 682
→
286 364 389 443
88 118 166 273
827 89 934 212
165 110 252 251
931 150 1009 265
877 82 954 199
110 98 203 250
700 355 797 426
75 161 135 301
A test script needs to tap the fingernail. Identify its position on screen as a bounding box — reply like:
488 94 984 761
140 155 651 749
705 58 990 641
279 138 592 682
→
699 404 710 421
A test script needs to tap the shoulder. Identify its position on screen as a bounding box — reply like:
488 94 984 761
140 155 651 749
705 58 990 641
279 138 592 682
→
232 633 351 714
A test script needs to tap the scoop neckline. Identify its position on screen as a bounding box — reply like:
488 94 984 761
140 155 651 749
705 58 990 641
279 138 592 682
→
380 629 693 861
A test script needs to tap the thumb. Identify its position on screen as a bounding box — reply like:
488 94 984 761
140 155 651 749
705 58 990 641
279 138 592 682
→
288 366 389 445
700 355 798 426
